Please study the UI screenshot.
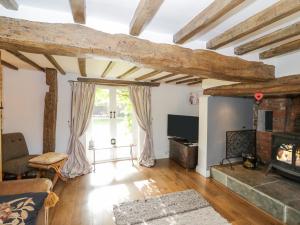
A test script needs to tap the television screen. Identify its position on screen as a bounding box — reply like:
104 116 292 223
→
167 114 199 142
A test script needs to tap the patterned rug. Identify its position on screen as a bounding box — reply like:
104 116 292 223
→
113 189 230 225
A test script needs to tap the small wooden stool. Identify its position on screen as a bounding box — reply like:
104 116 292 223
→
29 152 68 187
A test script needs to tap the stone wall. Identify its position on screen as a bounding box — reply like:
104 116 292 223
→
256 97 300 163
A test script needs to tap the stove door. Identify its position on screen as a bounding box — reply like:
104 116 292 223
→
276 143 294 165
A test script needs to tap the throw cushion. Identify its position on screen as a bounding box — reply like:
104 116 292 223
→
29 152 68 165
0 192 48 225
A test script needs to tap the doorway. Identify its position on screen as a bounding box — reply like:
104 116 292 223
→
88 86 137 163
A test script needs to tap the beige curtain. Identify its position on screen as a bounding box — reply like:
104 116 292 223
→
129 86 155 167
62 82 96 178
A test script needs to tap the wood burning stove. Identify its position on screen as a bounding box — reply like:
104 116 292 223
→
267 132 300 181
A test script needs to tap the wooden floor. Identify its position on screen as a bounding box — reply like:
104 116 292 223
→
50 159 283 225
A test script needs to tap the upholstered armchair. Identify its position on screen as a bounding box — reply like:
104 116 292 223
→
2 132 38 178
0 178 53 225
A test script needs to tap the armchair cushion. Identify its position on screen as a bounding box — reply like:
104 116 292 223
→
3 155 37 175
0 192 48 225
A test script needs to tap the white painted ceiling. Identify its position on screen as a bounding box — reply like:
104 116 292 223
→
0 0 300 79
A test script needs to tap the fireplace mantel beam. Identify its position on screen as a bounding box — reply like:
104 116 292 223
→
204 74 300 97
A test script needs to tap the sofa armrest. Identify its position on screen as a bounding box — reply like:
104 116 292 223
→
0 178 52 195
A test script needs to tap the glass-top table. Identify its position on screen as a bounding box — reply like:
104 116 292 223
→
88 144 136 172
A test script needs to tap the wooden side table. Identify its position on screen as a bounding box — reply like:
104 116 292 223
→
29 152 68 187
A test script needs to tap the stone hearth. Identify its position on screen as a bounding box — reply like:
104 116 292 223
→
211 164 300 225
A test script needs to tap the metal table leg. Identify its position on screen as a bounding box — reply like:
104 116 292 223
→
93 147 96 172
130 145 134 166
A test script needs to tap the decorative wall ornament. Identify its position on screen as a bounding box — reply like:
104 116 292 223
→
254 92 264 104
189 92 199 105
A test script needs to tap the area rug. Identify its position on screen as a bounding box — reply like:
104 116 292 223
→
113 189 230 225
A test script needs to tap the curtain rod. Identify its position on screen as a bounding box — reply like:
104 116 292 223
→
68 80 127 87
69 78 160 87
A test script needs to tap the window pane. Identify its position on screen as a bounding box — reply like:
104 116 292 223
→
92 88 110 147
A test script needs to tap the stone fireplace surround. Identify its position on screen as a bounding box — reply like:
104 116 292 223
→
255 97 300 163
209 97 300 225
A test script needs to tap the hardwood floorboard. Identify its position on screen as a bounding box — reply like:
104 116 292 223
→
49 159 283 225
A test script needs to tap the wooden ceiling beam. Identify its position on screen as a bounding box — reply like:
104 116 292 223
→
69 0 86 24
1 59 18 70
165 75 191 83
117 66 139 79
174 0 245 44
0 16 275 82
135 70 161 81
101 61 114 78
130 0 164 36
207 0 300 49
204 74 300 96
6 50 44 71
260 39 300 59
0 0 18 10
77 78 160 87
188 80 202 86
78 58 86 77
44 54 66 75
176 78 202 84
235 22 300 55
0 52 2 181
151 73 179 82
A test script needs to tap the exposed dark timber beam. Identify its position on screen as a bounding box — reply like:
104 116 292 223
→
259 39 300 59
165 75 191 83
204 74 300 96
44 54 66 75
1 59 18 70
130 0 164 36
0 0 18 10
69 0 86 24
151 73 178 82
0 16 275 82
207 0 300 49
6 50 44 71
176 78 202 84
188 80 202 86
0 52 2 181
78 58 86 77
101 61 114 78
174 0 245 44
43 68 58 153
235 22 300 55
117 66 139 79
77 78 160 87
135 70 161 81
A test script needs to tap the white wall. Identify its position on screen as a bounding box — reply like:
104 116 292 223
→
197 96 209 177
152 84 200 159
3 68 47 154
3 67 76 154
197 96 253 177
207 97 253 167
55 73 78 153
3 68 201 159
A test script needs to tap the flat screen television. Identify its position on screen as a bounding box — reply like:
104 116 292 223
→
167 114 199 142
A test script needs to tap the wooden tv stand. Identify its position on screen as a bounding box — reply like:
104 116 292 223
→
169 138 198 169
